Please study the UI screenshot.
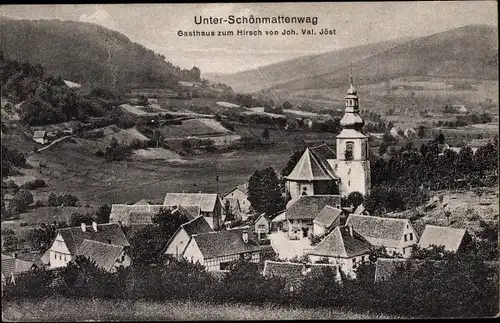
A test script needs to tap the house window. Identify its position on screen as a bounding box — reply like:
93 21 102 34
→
348 180 351 187
362 256 365 262
121 255 126 262
409 233 413 241
348 168 351 175
404 234 408 242
220 261 232 270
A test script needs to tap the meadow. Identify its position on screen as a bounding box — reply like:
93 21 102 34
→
2 297 402 321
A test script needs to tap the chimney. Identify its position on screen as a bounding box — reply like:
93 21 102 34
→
242 231 249 243
92 221 98 232
81 223 86 232
12 252 17 258
348 225 353 237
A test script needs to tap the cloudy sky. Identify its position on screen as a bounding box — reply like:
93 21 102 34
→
1 2 497 75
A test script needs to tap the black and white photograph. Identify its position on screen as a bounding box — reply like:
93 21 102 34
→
0 2 498 320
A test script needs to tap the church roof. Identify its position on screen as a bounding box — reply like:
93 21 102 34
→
286 146 337 181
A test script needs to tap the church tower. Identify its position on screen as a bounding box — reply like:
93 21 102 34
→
335 72 371 198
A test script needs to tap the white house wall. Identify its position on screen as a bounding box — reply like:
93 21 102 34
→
49 233 72 268
182 239 205 266
165 228 190 259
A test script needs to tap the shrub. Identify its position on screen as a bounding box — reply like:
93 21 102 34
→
22 179 47 190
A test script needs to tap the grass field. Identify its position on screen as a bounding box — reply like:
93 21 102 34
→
1 297 402 321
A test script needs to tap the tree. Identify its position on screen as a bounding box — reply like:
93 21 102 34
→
9 189 34 214
2 228 18 252
346 191 364 209
223 200 234 222
70 213 94 227
417 125 426 138
378 142 388 156
96 204 111 224
28 222 62 252
152 207 190 238
282 101 293 110
247 167 284 215
281 149 305 177
262 127 270 140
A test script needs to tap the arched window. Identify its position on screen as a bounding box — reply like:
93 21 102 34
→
345 142 354 160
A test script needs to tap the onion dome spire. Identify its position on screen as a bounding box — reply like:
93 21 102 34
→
340 64 364 130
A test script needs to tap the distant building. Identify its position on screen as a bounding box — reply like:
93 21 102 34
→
262 260 342 292
164 193 223 230
223 183 251 213
374 258 430 283
345 215 418 258
254 213 271 238
312 205 344 237
33 131 48 144
285 195 341 240
110 200 169 226
417 225 472 253
182 228 272 272
161 216 214 259
47 222 130 269
270 210 287 232
306 225 372 278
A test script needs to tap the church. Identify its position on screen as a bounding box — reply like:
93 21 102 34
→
284 78 371 239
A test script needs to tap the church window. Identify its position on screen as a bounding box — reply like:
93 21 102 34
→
345 142 354 160
348 168 351 175
348 180 350 187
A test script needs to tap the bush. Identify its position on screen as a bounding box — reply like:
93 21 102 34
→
22 179 47 190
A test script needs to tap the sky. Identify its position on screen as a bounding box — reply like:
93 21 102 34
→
0 2 497 75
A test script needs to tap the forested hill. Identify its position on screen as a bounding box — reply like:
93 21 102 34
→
0 17 200 93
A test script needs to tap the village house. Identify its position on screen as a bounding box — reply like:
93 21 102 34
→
262 260 342 292
312 205 344 237
33 130 48 144
270 210 287 232
47 222 130 269
1 254 38 288
345 214 418 258
164 193 223 230
223 183 251 213
76 239 131 273
182 228 272 272
285 195 341 240
374 258 430 283
417 225 472 253
161 216 214 260
109 199 167 226
254 213 271 239
306 225 372 278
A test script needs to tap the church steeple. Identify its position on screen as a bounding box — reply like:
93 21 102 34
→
340 65 364 131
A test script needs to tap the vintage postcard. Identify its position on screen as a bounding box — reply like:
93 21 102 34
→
1 2 498 320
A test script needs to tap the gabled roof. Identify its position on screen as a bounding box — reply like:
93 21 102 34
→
345 215 412 248
262 260 341 289
57 223 129 255
256 213 270 223
286 195 341 220
76 240 124 272
307 226 372 258
191 228 264 259
417 225 470 252
1 254 36 278
223 183 248 197
313 205 343 228
33 130 46 138
16 252 44 268
134 199 150 205
286 146 337 181
182 216 214 236
164 193 220 213
271 211 286 223
110 204 167 225
173 205 201 219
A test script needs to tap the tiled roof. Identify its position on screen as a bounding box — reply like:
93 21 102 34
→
313 205 342 228
286 146 337 181
286 195 341 220
33 130 46 138
191 228 264 259
271 211 286 223
76 240 124 272
16 252 44 268
1 254 36 278
164 193 220 213
256 213 270 223
307 226 372 258
417 225 470 252
223 183 248 197
354 204 366 215
110 204 166 225
345 215 410 248
182 216 213 236
58 223 129 255
262 260 341 290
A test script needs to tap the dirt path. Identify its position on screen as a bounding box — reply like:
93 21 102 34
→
34 135 74 153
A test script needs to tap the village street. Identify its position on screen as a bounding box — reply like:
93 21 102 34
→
269 231 311 260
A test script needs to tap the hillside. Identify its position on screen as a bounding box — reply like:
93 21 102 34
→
0 17 200 92
208 25 498 97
